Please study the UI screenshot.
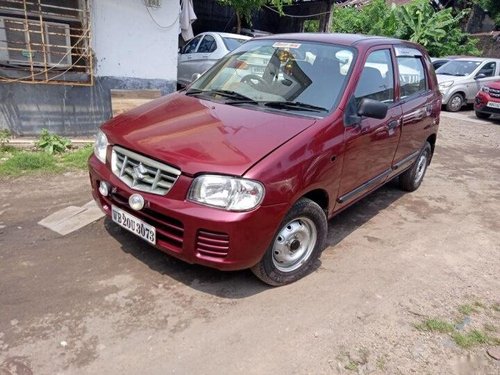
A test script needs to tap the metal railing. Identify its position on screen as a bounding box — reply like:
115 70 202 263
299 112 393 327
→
0 0 93 86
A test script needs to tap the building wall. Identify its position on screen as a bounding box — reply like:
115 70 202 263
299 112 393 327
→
92 0 179 81
0 0 179 136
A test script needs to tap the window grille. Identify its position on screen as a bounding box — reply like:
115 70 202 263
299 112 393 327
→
0 0 92 86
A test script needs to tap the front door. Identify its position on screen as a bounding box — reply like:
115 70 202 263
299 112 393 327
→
178 34 203 85
337 48 402 206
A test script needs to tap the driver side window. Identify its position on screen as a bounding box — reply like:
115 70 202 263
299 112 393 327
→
182 35 202 54
354 50 394 104
478 62 496 78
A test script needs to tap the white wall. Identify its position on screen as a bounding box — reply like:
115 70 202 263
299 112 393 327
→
91 0 179 81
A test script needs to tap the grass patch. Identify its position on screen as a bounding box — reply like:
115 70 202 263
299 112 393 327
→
0 145 93 176
415 319 455 333
451 330 500 349
458 304 479 316
59 145 93 170
492 303 500 312
0 151 58 175
345 361 358 371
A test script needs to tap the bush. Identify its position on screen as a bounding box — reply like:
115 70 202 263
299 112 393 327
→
36 129 71 155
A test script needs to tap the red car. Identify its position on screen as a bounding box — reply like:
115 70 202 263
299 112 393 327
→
475 80 500 119
89 34 441 285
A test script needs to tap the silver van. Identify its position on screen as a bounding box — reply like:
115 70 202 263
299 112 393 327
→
436 57 500 111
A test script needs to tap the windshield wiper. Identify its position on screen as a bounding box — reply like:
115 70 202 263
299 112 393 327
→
263 101 328 113
185 88 206 96
208 89 255 101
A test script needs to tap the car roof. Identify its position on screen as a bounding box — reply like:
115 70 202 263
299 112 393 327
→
210 32 251 40
453 57 500 62
256 33 412 47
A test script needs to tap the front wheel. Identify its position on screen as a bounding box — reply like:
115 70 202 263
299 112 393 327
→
399 142 432 192
446 93 464 112
251 198 327 286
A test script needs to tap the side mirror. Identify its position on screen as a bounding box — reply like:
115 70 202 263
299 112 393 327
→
475 73 486 79
357 98 388 119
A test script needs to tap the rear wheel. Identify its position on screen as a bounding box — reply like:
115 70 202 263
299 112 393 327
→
399 142 432 192
251 198 327 286
446 93 464 112
475 111 491 119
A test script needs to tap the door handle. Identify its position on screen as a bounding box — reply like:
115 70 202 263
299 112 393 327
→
387 119 400 130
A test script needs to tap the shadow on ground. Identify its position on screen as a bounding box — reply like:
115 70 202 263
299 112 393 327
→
105 179 406 298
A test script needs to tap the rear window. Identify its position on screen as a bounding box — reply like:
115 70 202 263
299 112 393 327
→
223 37 247 51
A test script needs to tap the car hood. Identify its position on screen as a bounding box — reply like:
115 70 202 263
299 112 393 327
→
103 92 317 176
436 74 467 83
485 80 500 90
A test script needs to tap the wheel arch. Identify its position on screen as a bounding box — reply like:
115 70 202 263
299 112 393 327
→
301 188 329 216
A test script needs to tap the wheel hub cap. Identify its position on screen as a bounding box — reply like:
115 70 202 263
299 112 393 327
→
272 217 317 273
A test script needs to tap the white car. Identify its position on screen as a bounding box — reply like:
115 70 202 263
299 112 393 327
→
177 32 250 88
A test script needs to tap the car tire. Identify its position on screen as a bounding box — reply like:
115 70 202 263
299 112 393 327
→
475 111 491 119
445 93 464 112
251 198 327 286
399 142 432 192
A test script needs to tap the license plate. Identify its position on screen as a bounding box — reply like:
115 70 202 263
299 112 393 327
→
486 101 500 109
111 205 156 245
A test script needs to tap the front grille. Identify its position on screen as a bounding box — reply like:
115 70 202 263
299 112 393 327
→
111 146 181 196
489 88 500 98
196 230 230 258
106 189 184 251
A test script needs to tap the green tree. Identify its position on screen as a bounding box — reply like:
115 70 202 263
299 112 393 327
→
218 0 291 33
330 0 480 57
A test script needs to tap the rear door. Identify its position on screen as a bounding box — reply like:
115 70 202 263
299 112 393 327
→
195 34 219 73
391 46 436 169
337 47 402 205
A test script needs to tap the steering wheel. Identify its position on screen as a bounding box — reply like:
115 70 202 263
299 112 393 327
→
241 74 270 90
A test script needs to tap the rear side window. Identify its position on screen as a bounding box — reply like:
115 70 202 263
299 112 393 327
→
222 37 247 51
198 35 217 53
354 49 394 104
397 56 427 99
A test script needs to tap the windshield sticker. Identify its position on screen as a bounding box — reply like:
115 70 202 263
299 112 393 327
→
272 42 301 49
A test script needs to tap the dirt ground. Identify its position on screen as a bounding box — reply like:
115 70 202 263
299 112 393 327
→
0 113 499 375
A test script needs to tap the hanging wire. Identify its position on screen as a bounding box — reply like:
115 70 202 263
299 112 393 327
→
144 1 179 29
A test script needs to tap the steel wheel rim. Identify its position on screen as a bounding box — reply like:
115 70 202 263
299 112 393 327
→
414 152 428 184
450 95 462 111
272 217 317 273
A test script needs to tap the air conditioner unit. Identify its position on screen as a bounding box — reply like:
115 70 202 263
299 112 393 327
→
0 16 71 68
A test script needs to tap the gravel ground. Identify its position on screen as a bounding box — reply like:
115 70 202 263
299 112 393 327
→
0 113 499 375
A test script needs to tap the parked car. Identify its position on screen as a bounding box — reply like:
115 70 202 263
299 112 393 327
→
436 57 500 111
89 33 441 286
177 32 250 88
430 55 466 70
474 80 500 119
431 57 452 70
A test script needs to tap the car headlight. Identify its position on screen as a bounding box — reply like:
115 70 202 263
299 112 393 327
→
94 130 109 164
438 81 454 91
481 86 490 93
188 175 265 211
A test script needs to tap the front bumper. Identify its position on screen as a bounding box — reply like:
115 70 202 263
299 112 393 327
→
89 155 289 271
474 92 500 115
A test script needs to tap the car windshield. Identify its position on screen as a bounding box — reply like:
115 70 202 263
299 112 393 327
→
189 39 356 114
436 60 481 76
222 37 248 51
